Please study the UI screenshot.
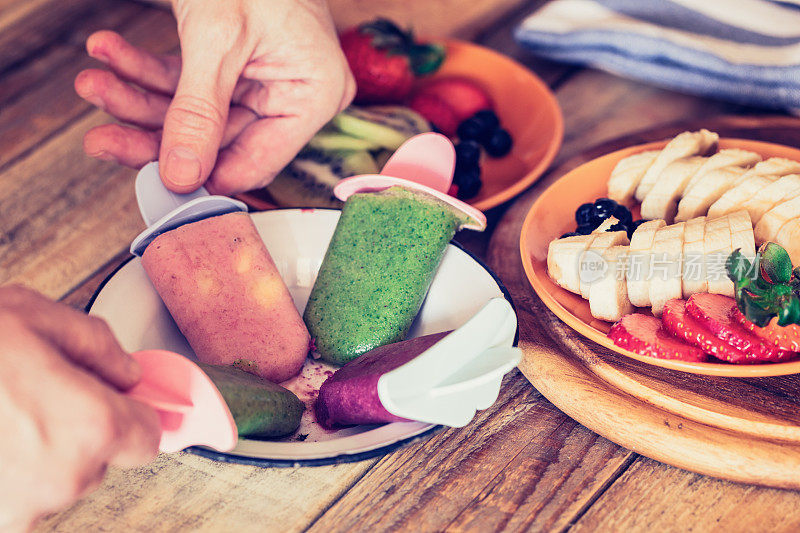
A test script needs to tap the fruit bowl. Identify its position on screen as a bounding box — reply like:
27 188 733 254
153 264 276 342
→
237 39 563 213
520 138 800 377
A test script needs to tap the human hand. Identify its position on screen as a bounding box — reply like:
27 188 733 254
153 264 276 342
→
0 286 160 532
74 0 354 195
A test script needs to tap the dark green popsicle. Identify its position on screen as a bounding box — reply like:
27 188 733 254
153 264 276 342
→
304 186 469 365
199 363 304 438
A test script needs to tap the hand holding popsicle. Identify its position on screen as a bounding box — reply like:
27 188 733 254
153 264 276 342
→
75 0 355 194
0 286 160 532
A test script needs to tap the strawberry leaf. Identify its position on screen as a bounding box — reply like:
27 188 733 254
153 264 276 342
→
740 291 775 327
778 295 800 326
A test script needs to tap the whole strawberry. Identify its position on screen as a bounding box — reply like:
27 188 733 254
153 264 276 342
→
340 19 445 104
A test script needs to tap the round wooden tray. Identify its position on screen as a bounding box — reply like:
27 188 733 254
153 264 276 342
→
488 116 800 489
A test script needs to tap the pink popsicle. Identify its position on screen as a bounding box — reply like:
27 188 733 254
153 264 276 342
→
141 212 310 383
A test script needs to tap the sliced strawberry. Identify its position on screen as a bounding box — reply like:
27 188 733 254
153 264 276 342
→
662 299 748 363
685 293 797 363
412 77 493 123
609 314 706 362
408 92 460 136
734 310 800 352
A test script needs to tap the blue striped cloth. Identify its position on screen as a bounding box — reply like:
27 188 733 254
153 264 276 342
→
515 0 800 111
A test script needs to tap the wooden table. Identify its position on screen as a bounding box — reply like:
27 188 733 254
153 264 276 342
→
4 0 800 531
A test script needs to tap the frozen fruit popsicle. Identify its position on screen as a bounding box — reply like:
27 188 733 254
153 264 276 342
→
304 186 480 365
315 332 449 428
142 212 310 383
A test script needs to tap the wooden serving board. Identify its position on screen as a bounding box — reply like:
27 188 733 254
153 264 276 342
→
488 115 800 489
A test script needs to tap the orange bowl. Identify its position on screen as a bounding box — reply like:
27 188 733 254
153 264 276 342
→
239 39 562 212
520 138 800 377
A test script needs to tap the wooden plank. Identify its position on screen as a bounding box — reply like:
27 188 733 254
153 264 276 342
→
36 453 378 532
0 8 178 170
307 372 634 532
572 457 800 532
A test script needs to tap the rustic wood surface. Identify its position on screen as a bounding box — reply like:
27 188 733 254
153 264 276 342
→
3 0 798 530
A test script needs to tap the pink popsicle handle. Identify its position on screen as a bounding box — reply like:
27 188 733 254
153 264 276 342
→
126 350 238 453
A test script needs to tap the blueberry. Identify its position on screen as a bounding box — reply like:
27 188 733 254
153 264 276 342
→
456 117 486 141
594 198 618 221
609 222 629 233
627 219 647 239
575 203 595 226
576 224 594 235
455 165 482 199
560 231 580 239
484 128 513 158
455 140 481 168
612 204 632 225
472 109 500 132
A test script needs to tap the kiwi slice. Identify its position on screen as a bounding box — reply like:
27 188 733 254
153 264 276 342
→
308 131 381 152
332 106 431 150
267 149 379 208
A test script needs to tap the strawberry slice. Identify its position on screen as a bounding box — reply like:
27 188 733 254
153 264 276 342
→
609 314 706 362
734 310 800 352
685 293 797 363
662 299 748 363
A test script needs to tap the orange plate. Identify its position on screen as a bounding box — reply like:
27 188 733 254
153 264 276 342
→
238 39 563 213
520 138 800 377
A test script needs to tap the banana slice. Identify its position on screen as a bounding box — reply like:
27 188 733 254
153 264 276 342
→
675 166 747 222
742 174 800 225
682 216 707 297
774 219 800 265
634 129 718 202
588 245 634 322
579 231 630 299
607 150 659 206
627 220 667 307
704 216 734 297
640 156 705 223
683 149 761 192
648 222 686 316
747 157 800 178
755 195 800 244
728 210 756 262
707 175 778 219
547 234 596 294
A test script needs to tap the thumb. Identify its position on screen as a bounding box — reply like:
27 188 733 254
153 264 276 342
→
159 44 246 192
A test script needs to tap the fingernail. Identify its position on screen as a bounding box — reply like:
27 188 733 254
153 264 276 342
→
89 49 110 63
77 90 106 111
90 150 117 162
165 147 202 188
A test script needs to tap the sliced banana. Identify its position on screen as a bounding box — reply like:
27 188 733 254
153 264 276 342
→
683 149 761 192
704 216 734 297
707 175 778 219
547 234 597 295
682 216 707 297
728 210 756 263
579 231 630 299
774 219 800 265
627 219 666 307
755 195 800 244
649 222 686 316
746 157 800 178
588 245 634 322
742 175 800 226
640 156 705 223
607 150 659 206
634 129 718 202
675 166 747 222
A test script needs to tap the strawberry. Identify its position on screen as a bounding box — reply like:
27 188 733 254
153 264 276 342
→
412 77 493 123
734 310 800 352
685 293 797 363
662 299 747 363
340 19 445 105
408 92 460 136
608 313 706 362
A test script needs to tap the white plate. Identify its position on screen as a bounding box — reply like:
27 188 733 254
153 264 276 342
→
89 209 512 466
